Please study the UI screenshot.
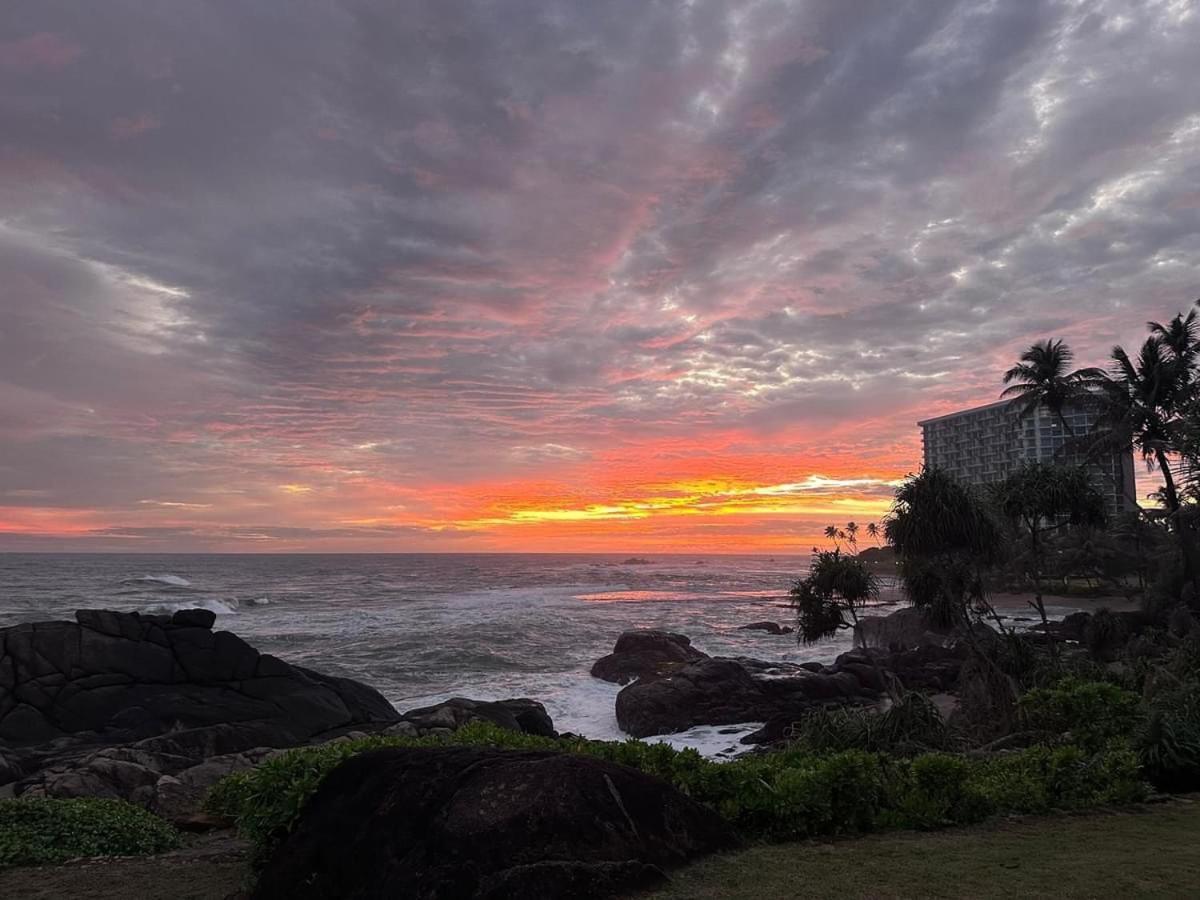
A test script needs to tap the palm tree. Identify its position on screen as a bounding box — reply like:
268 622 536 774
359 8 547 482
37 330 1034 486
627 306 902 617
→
845 521 859 552
1098 307 1200 596
823 525 840 549
1001 338 1105 441
866 522 881 545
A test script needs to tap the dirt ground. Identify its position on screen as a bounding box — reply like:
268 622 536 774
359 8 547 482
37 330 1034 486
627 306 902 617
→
0 831 249 900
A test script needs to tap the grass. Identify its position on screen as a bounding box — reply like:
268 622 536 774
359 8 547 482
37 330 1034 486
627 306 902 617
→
654 799 1200 899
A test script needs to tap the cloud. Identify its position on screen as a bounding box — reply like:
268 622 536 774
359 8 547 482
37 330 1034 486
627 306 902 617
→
1 0 1198 550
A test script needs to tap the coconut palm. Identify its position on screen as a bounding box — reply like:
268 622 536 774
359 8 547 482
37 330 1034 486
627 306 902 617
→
823 525 840 549
1097 307 1200 596
866 522 881 545
845 521 859 552
1001 338 1105 440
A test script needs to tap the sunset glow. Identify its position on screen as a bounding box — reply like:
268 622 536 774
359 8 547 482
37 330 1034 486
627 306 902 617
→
2 2 1194 553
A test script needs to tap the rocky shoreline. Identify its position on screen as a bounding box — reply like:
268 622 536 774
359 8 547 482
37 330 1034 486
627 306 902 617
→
0 605 997 897
0 609 563 823
1 606 979 819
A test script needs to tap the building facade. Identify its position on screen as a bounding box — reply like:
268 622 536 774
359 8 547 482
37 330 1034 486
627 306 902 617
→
918 398 1138 515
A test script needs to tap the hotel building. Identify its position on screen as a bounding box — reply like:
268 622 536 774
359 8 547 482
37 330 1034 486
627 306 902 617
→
918 398 1138 515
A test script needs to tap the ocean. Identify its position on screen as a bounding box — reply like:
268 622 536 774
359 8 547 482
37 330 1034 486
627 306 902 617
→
0 553 909 755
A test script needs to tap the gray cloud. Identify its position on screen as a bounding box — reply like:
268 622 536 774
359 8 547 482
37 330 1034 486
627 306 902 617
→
1 0 1198 547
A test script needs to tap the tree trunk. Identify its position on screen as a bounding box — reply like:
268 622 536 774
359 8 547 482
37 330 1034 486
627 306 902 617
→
1154 446 1200 602
1027 518 1059 664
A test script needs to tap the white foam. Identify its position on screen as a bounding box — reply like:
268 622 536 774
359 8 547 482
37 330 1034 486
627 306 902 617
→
136 574 192 587
647 723 761 759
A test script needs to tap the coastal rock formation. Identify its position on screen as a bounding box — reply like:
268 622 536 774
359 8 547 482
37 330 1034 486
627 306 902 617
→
0 609 400 759
614 657 871 738
590 630 707 685
853 607 953 651
254 746 736 900
1 610 561 819
738 621 794 635
389 697 556 738
597 628 976 740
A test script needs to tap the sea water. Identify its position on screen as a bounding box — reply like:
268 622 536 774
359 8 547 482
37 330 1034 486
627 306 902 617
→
0 553 908 756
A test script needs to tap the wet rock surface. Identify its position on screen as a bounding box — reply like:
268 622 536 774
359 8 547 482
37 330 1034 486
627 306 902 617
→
590 630 708 685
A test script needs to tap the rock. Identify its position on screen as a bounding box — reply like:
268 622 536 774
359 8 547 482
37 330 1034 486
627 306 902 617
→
590 630 709 685
253 746 736 900
171 608 217 630
0 610 400 793
381 721 420 739
853 607 953 651
738 621 794 635
615 657 875 738
831 644 966 693
398 698 556 738
1032 611 1092 642
0 748 22 787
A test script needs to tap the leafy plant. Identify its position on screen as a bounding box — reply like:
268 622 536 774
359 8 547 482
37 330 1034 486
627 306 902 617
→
0 797 180 869
1019 678 1142 753
207 721 1149 862
791 694 951 756
790 550 880 644
1138 683 1200 791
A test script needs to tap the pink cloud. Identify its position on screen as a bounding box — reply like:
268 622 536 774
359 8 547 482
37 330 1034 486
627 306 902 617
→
0 32 81 72
110 114 161 141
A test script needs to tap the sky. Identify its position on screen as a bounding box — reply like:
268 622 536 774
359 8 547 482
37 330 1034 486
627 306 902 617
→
1 0 1198 553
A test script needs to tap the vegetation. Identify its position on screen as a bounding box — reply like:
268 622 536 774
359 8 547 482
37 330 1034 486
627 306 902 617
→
1097 307 1200 598
1001 337 1105 440
0 797 179 868
207 721 1149 863
790 550 880 645
994 463 1108 651
885 467 1004 633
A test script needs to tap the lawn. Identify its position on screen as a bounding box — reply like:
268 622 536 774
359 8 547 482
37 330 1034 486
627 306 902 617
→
655 799 1200 899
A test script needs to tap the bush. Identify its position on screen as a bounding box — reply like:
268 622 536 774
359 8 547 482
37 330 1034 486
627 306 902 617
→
1019 678 1142 752
886 754 992 829
208 721 1150 862
0 797 180 868
1139 683 1200 791
791 693 951 756
969 745 1146 814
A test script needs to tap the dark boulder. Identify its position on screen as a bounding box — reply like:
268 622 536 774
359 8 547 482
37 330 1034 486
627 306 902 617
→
615 657 874 738
396 697 555 737
738 621 794 635
254 746 736 900
831 644 966 694
853 607 953 651
0 610 400 782
590 630 708 685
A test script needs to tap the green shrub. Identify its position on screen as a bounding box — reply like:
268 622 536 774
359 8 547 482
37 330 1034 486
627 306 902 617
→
1139 683 1200 791
0 797 179 868
791 693 951 756
1019 678 1143 752
968 745 1147 814
886 754 992 829
208 720 1150 862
